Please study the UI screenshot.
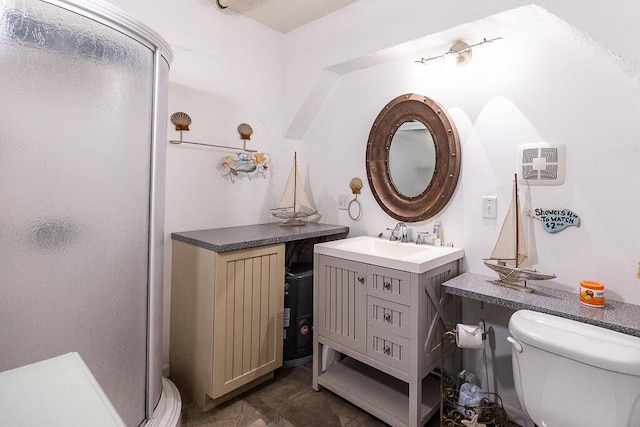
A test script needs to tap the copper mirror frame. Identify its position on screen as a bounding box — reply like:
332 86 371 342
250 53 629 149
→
366 93 461 222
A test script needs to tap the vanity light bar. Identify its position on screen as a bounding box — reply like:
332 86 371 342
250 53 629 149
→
415 37 503 65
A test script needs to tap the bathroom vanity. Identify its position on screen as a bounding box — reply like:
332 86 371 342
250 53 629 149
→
312 236 464 427
170 222 348 410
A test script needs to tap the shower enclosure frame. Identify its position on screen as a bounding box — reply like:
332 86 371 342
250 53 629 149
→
1 0 174 424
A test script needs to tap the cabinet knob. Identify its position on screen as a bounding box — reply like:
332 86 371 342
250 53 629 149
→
384 313 391 323
383 346 391 355
383 281 391 290
357 276 365 284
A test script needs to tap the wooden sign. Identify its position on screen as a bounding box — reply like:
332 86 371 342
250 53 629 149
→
529 208 580 233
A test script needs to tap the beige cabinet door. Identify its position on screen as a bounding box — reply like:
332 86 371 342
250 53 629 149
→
316 255 367 355
211 245 284 398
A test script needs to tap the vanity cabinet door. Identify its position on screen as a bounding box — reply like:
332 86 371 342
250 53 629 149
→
316 255 367 355
211 245 285 398
170 241 284 410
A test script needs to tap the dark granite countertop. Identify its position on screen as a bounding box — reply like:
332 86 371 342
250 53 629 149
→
171 222 349 253
442 272 640 338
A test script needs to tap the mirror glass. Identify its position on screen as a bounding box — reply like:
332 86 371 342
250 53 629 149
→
366 93 461 222
388 121 435 197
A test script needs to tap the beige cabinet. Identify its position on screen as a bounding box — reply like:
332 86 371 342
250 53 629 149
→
313 254 460 427
170 240 285 410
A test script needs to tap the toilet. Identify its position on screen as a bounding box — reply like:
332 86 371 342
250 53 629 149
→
507 310 640 427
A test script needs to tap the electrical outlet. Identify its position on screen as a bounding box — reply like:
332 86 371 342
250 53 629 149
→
482 196 497 219
338 194 350 210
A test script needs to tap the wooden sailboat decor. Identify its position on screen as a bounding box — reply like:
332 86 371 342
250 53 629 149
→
271 153 316 226
483 174 556 293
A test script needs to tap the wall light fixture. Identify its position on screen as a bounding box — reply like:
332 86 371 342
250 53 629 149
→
415 37 502 66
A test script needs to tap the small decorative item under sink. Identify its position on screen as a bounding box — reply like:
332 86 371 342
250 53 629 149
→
483 174 556 292
271 152 316 226
440 329 508 426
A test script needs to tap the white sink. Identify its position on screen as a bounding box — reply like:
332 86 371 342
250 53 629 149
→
315 235 464 274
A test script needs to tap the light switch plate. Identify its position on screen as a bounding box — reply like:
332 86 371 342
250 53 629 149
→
482 196 497 219
338 194 350 210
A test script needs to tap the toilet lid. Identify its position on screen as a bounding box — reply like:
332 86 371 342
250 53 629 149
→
509 310 640 376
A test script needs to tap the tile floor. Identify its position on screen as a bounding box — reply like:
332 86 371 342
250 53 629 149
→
179 359 521 426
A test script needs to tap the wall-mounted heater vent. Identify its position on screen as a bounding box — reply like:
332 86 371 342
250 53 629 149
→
517 143 566 186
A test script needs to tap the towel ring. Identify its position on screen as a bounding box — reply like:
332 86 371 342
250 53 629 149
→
348 198 362 221
348 177 363 221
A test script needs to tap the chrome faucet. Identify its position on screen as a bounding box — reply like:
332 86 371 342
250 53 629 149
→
388 222 409 243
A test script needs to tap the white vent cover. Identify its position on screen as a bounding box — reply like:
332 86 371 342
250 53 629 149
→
516 143 565 186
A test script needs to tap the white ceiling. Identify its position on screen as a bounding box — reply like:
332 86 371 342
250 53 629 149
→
215 0 358 33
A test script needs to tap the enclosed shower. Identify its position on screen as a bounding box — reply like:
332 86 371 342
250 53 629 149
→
0 0 177 425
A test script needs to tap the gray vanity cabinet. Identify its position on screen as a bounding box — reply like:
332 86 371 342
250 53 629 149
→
313 254 460 427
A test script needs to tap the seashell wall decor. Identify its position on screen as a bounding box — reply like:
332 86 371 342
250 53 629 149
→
237 123 253 140
170 112 192 131
168 112 270 183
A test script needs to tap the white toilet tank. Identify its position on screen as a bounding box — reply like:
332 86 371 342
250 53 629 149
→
508 310 640 427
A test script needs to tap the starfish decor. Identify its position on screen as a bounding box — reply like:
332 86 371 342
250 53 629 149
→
461 414 487 427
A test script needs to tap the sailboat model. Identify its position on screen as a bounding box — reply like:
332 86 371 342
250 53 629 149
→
271 153 317 226
483 174 556 293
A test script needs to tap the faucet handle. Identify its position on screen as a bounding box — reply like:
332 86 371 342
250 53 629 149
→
415 231 431 245
388 222 408 241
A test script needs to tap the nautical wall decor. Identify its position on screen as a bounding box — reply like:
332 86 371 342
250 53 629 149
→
484 175 555 293
169 115 272 183
528 208 580 233
220 152 270 183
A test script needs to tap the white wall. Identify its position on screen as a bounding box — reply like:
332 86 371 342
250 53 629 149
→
284 1 640 421
107 0 640 419
289 4 640 303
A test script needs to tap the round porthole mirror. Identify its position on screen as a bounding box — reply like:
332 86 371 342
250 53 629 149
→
366 93 461 222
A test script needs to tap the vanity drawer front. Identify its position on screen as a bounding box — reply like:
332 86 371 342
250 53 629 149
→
367 327 409 374
367 265 411 305
367 296 410 339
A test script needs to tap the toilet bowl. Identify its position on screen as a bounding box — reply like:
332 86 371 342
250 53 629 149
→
508 310 640 427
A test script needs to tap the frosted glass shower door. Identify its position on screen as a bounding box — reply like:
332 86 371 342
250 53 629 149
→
0 1 157 425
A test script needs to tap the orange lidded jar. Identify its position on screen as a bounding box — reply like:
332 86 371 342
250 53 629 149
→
579 280 605 307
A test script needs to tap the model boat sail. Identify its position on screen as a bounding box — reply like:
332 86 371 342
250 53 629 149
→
483 174 556 293
271 153 316 226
